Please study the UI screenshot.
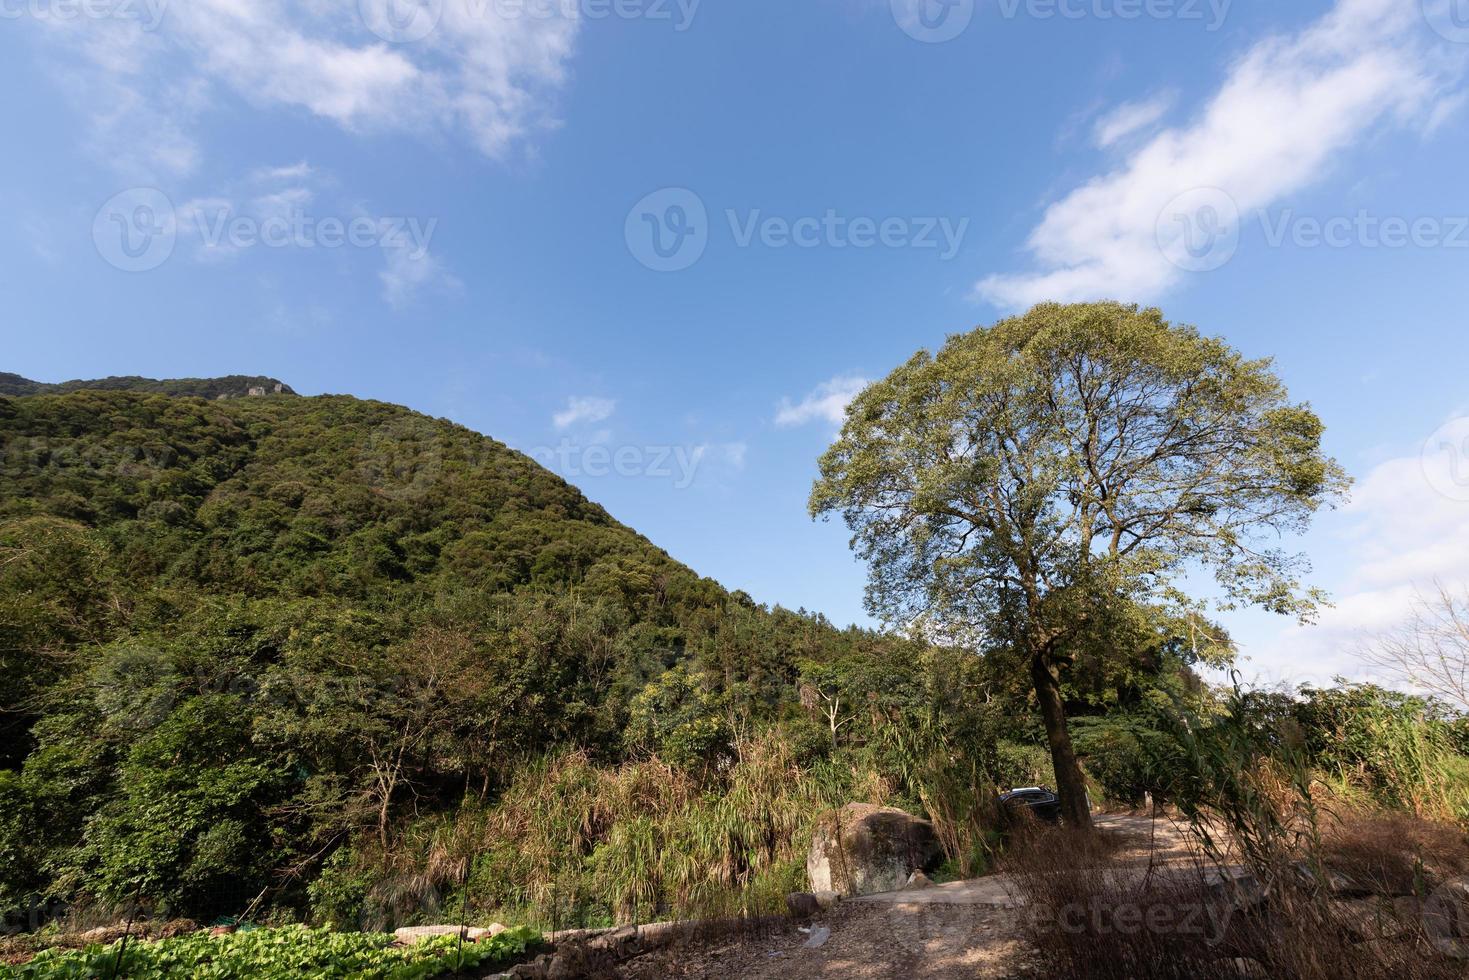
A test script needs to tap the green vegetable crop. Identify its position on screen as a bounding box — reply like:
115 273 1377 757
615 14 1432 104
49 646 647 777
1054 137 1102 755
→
1 925 541 979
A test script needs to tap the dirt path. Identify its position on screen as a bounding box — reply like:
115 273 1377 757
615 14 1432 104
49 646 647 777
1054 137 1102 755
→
1095 812 1208 865
611 812 1201 979
615 902 1033 979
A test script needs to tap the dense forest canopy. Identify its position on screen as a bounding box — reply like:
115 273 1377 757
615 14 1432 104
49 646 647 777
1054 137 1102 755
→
0 381 939 924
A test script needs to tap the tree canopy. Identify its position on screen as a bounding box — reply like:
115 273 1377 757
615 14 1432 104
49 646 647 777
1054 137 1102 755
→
811 302 1349 823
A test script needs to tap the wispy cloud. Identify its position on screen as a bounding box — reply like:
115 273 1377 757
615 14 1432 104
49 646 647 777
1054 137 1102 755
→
699 441 748 469
167 165 455 307
1093 92 1174 148
24 0 581 179
1251 414 1469 684
978 0 1466 309
380 245 459 310
554 396 617 430
251 161 315 183
776 376 869 428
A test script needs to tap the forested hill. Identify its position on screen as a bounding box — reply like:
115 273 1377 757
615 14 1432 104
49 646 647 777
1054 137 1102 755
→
0 383 693 599
0 372 296 399
0 381 895 921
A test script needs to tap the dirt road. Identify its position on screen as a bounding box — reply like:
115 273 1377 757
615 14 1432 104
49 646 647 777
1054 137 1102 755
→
611 813 1201 979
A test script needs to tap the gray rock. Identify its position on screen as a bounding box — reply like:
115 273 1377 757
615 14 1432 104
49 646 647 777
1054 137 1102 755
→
1290 862 1366 897
807 803 942 897
507 960 548 980
1329 897 1411 942
1205 871 1268 910
813 890 841 910
786 892 822 919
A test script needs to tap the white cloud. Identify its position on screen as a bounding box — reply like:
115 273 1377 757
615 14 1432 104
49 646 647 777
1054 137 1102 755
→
380 245 459 309
169 166 456 307
694 441 747 470
978 0 1466 309
252 161 315 183
553 396 617 430
1093 92 1174 148
24 0 581 177
252 187 315 222
1249 415 1469 684
775 376 869 428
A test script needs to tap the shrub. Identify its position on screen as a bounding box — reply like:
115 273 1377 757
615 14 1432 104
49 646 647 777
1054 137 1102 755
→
995 741 1053 790
623 667 734 771
1072 714 1180 807
1296 684 1466 818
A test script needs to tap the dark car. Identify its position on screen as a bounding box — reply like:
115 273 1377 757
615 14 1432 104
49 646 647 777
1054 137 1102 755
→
999 786 1062 822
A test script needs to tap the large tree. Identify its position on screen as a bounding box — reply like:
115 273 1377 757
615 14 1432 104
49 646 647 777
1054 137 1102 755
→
810 302 1349 826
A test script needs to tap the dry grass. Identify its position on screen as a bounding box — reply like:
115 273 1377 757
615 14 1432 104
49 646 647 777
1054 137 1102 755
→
346 733 852 932
1007 815 1469 980
1318 809 1469 897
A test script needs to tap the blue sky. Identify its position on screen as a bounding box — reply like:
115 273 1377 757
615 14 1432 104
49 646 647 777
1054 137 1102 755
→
3 0 1468 685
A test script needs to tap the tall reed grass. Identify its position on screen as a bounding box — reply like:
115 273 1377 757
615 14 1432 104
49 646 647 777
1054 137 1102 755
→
327 731 894 931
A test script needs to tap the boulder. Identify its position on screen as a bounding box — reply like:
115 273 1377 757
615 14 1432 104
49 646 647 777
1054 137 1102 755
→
813 890 842 910
807 803 942 897
785 893 822 920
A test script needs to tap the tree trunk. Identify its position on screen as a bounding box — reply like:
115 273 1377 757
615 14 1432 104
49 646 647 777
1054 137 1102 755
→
1031 653 1092 828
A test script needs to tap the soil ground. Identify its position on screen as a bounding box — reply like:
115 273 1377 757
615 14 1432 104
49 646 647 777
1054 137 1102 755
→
609 812 1205 980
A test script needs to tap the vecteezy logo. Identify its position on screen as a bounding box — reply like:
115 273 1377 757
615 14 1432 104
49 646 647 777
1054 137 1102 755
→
1423 0 1469 44
885 902 985 957
1422 417 1469 503
93 187 177 272
891 0 975 43
360 0 443 43
625 188 709 272
1155 187 1240 273
1424 878 1469 958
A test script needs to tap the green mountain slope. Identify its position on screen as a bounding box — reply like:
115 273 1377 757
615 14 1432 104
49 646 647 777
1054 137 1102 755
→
0 384 697 601
1 380 924 924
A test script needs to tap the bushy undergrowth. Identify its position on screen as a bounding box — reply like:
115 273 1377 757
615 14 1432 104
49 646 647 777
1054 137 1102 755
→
315 735 861 931
1298 685 1469 820
315 717 1005 931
